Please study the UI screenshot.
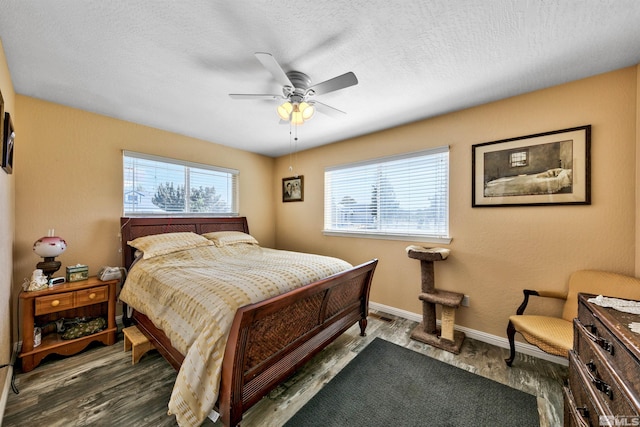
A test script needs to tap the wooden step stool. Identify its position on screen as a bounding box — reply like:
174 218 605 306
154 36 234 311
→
123 325 155 364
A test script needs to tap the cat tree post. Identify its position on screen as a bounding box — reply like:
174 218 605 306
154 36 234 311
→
406 246 465 354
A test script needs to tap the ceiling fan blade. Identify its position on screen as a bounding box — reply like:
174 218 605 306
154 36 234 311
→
255 52 293 88
229 93 282 100
312 100 347 118
308 72 358 96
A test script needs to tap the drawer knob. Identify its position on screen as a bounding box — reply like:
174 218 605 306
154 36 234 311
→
51 300 60 307
89 293 96 300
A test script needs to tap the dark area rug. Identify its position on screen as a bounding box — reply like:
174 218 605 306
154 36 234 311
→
284 338 539 427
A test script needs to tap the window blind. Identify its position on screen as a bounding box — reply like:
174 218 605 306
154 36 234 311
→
324 146 449 239
123 151 238 216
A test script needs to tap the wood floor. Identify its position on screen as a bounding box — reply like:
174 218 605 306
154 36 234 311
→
3 311 567 426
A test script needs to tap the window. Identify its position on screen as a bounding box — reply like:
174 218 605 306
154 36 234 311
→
123 151 238 216
510 150 528 167
324 147 449 242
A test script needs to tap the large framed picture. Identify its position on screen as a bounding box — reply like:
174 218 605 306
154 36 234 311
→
0 89 4 169
282 175 304 202
472 125 591 207
2 112 14 174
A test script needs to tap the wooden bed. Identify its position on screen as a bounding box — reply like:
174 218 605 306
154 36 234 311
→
119 216 378 427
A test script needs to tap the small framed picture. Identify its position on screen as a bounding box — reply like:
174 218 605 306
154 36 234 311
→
2 111 13 174
472 125 590 207
282 175 304 202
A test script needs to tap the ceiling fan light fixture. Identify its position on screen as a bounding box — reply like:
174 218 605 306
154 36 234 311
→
299 102 314 120
291 109 304 125
277 101 293 120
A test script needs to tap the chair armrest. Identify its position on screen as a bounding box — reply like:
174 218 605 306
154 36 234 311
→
515 289 568 315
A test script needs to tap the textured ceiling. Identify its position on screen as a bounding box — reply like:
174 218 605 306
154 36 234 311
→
1 1 640 157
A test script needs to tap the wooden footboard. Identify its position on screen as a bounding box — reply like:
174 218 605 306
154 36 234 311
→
219 258 377 427
131 258 377 427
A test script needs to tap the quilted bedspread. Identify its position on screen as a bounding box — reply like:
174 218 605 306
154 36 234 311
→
119 243 351 426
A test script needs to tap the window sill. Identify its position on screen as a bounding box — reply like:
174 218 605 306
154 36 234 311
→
322 230 452 245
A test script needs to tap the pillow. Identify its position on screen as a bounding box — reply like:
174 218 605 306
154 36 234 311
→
128 232 213 259
202 231 259 247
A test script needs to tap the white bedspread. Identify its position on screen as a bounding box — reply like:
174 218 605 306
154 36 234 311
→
484 168 572 197
119 243 351 426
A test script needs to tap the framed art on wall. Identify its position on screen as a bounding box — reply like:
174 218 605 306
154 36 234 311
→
282 175 304 202
0 89 4 164
2 112 14 174
472 125 591 207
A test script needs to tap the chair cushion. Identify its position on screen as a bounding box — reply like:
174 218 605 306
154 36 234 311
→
509 315 572 358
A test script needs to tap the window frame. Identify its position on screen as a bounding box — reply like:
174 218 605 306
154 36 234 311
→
122 150 239 217
323 146 451 244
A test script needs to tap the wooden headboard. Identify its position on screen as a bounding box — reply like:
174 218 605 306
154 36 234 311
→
120 216 249 269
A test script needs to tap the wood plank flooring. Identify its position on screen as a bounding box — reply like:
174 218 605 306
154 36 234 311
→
3 312 567 426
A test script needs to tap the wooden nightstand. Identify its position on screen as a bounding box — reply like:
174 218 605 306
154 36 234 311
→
19 276 118 372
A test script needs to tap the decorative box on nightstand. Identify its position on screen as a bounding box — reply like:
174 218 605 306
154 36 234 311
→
18 276 118 372
66 264 89 282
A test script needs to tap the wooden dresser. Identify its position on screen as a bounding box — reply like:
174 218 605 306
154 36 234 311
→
563 293 640 426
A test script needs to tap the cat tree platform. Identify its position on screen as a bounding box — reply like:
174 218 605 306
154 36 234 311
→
406 245 465 354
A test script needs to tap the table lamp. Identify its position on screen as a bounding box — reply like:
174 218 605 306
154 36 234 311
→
33 229 67 279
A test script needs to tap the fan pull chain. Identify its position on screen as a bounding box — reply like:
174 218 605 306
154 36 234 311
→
288 123 299 177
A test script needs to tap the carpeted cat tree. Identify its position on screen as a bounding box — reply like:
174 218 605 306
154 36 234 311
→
406 245 465 354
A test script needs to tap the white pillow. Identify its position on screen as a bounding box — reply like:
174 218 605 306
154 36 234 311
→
202 231 259 247
128 232 213 259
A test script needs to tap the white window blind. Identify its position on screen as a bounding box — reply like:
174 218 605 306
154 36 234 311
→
123 151 238 216
324 147 449 240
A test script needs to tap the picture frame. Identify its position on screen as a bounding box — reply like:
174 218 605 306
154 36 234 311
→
472 125 591 207
2 112 14 174
0 89 4 168
282 175 304 202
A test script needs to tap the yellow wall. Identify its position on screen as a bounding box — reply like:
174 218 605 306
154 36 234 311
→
274 66 639 338
0 38 16 399
12 97 276 331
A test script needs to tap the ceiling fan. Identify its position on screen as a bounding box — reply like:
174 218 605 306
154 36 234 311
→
229 52 358 124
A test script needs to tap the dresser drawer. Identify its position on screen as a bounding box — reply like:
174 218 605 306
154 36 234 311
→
573 321 640 417
578 301 640 402
75 286 108 308
563 384 591 427
35 292 75 315
568 350 612 427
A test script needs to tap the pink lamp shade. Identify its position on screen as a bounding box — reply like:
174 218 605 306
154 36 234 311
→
33 230 67 280
33 235 67 258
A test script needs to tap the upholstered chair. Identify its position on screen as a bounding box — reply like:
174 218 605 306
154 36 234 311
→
505 270 640 366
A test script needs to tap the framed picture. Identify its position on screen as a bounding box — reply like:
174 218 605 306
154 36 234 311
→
0 89 4 167
2 112 14 174
472 125 591 207
282 175 304 202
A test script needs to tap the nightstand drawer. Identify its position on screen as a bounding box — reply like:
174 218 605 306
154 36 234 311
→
35 292 75 315
75 286 108 307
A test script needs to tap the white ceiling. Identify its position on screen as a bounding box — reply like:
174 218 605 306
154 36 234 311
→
1 1 640 157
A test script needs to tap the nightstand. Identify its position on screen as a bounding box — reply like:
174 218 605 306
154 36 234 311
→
19 276 118 372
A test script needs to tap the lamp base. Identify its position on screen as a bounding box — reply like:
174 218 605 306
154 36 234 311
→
37 257 61 279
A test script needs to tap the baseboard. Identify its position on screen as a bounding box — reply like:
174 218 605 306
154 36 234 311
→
0 342 20 426
369 301 568 366
0 365 10 427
